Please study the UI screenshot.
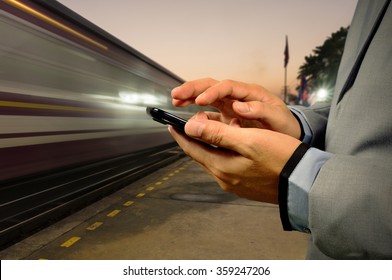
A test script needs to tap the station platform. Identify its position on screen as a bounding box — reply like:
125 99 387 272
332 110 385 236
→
0 157 308 260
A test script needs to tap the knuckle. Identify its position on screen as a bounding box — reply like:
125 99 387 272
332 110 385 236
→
204 124 225 146
221 79 233 84
205 77 218 83
219 79 235 90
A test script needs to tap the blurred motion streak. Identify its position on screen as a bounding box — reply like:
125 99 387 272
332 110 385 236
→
0 0 197 248
4 0 108 50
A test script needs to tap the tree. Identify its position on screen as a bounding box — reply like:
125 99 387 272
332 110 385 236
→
298 26 348 104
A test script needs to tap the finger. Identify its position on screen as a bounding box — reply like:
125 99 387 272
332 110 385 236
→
192 111 210 120
232 100 302 138
172 99 194 107
192 111 228 124
232 100 271 120
195 79 270 106
171 78 219 102
201 111 223 122
229 118 241 127
203 111 241 126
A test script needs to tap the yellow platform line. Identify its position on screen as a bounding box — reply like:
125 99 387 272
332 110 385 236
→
60 237 81 248
86 222 103 231
107 209 121 217
136 192 145 198
123 200 134 206
57 163 193 250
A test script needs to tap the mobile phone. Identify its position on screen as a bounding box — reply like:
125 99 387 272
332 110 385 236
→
146 107 187 133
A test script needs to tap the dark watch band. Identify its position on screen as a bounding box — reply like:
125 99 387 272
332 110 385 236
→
278 142 310 231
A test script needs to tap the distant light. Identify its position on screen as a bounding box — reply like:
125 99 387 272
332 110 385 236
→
118 91 164 105
316 88 328 100
119 92 139 104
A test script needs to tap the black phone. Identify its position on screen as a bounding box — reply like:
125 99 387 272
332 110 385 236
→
146 107 187 133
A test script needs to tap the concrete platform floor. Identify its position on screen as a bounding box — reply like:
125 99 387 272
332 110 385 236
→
0 157 309 260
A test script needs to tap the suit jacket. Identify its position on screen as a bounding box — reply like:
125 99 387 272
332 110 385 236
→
298 0 392 259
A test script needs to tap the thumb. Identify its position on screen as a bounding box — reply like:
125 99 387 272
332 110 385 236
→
185 119 249 155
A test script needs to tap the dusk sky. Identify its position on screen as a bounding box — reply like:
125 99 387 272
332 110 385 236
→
59 0 358 96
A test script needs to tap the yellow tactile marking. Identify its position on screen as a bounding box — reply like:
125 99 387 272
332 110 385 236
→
136 192 145 198
123 200 134 206
107 209 121 217
86 222 103 231
52 163 195 251
61 237 81 248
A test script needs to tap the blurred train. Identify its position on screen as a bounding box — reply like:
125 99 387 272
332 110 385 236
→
0 0 197 247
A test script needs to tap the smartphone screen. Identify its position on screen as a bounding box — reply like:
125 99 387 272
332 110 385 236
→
146 107 187 133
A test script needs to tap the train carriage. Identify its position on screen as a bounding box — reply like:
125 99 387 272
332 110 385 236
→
0 0 194 247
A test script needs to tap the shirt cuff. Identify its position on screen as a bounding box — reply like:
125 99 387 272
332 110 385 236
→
289 106 313 144
287 148 332 232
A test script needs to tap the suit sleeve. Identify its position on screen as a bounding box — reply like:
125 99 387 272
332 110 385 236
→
294 102 330 150
308 155 392 259
293 103 392 259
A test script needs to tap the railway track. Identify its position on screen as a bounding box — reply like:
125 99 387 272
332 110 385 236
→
0 143 184 249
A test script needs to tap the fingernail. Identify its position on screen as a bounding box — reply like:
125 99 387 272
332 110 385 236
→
234 102 250 113
186 120 205 137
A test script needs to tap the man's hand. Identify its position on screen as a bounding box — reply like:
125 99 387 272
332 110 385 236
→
172 78 302 139
168 112 301 204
